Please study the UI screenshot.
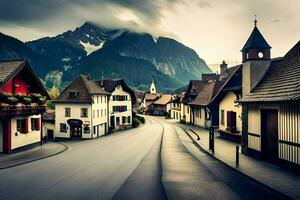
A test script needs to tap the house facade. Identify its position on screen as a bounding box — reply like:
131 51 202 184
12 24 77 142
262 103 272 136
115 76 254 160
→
239 22 300 169
54 75 110 139
152 94 173 116
209 64 243 141
98 79 136 131
0 60 50 153
170 93 184 120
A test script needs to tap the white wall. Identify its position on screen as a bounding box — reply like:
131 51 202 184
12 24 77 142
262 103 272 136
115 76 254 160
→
194 107 207 128
219 91 242 132
55 94 109 139
91 94 109 137
55 103 91 139
11 115 41 150
181 104 191 123
109 85 132 129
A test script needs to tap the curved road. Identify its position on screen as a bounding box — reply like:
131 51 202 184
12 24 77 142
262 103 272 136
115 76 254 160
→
0 116 288 200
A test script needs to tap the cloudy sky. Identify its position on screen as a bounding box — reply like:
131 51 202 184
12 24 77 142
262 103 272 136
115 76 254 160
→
1 0 300 70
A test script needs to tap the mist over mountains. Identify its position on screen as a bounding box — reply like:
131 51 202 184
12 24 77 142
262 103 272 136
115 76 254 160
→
0 22 211 92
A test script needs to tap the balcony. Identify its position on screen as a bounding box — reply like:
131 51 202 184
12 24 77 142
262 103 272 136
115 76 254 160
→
0 93 47 118
0 105 46 118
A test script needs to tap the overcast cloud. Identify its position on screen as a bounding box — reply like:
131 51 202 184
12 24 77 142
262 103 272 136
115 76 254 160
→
0 0 300 68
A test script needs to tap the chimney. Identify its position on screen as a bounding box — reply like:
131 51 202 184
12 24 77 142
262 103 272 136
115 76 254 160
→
220 60 228 75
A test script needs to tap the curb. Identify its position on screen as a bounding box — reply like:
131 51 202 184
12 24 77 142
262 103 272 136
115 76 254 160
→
0 142 69 170
180 126 294 200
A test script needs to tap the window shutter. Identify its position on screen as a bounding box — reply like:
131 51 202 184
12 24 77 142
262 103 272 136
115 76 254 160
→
37 118 40 131
25 118 29 133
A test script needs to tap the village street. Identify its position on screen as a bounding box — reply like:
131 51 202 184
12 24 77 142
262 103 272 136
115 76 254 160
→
0 116 288 200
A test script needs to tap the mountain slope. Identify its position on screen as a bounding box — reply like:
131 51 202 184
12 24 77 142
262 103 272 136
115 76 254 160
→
1 22 212 92
0 32 59 77
66 49 182 92
102 31 211 83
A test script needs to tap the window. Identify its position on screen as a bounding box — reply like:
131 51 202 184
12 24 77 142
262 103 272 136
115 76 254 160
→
101 109 103 117
200 108 202 119
97 110 99 118
113 106 127 112
31 118 40 131
69 92 78 99
122 116 126 124
127 116 131 124
104 96 106 103
17 119 28 133
65 108 71 117
116 117 120 126
221 110 225 125
97 96 99 103
60 123 67 133
81 108 88 118
187 107 189 114
104 109 106 116
101 96 103 103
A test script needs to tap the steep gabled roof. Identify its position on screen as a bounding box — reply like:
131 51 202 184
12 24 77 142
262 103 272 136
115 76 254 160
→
153 94 172 105
95 79 136 104
0 59 50 99
186 80 208 94
240 41 300 102
210 65 242 103
241 26 271 51
54 75 109 104
188 80 225 106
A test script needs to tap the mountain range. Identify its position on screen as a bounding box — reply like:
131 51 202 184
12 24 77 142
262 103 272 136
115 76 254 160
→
0 22 211 92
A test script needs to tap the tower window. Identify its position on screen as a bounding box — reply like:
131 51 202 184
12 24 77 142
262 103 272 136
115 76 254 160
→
258 52 264 58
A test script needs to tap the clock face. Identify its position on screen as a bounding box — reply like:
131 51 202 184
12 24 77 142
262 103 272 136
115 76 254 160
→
258 52 264 58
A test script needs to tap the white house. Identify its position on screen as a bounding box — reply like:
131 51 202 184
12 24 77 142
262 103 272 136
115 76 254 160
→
54 75 110 139
97 79 136 131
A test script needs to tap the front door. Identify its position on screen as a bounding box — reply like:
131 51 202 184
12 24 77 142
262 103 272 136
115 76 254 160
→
261 109 278 163
47 130 54 140
111 116 115 128
71 126 82 138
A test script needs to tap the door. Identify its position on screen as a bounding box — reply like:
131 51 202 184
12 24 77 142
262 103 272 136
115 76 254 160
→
261 109 278 163
47 130 54 140
71 126 82 138
110 116 115 128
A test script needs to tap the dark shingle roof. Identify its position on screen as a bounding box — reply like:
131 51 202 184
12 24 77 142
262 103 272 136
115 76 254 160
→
189 80 225 106
0 59 25 86
242 26 271 51
54 75 109 104
188 66 239 106
0 59 50 99
95 79 136 104
240 41 300 102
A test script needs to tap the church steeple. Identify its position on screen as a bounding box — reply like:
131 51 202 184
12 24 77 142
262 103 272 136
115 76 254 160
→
241 16 271 62
149 79 157 94
241 18 272 96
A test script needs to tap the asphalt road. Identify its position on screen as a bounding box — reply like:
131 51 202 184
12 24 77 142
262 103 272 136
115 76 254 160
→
0 116 289 200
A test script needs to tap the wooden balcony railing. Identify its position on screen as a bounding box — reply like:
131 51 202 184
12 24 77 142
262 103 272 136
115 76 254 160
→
0 105 46 118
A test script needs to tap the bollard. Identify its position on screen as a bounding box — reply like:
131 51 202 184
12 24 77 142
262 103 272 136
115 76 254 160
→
236 145 239 166
209 127 214 153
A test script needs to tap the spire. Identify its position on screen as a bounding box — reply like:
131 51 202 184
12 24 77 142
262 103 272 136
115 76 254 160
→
241 20 271 51
254 15 257 26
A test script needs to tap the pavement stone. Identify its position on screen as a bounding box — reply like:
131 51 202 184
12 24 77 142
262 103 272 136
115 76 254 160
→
0 142 67 169
171 119 300 200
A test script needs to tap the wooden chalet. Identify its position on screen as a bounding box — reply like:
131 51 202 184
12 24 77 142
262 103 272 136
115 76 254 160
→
0 60 50 153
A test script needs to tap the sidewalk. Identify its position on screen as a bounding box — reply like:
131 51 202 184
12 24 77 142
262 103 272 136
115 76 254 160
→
0 142 67 169
171 120 300 200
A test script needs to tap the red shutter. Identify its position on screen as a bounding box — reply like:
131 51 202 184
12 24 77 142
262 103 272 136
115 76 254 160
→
37 118 40 131
25 118 29 133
